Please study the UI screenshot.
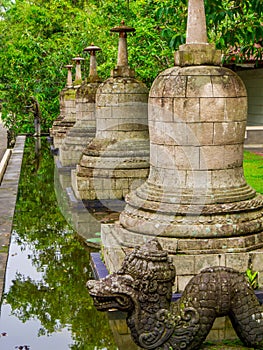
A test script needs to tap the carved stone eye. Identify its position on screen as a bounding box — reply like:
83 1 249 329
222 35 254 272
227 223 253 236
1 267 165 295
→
111 282 119 292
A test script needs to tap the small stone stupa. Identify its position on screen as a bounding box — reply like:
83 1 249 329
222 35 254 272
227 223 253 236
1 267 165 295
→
50 56 84 149
59 45 102 167
50 64 74 147
72 21 149 201
101 0 263 291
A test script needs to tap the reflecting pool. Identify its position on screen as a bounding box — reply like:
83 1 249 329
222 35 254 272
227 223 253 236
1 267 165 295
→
0 138 118 349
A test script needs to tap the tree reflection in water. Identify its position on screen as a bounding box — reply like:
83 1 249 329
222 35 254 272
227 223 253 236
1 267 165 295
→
1 137 117 349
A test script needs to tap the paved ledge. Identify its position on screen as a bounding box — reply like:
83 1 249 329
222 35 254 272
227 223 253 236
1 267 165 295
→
0 136 26 299
0 118 8 162
0 149 12 184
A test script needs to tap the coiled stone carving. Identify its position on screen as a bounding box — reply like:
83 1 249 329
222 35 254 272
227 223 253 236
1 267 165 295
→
87 239 263 349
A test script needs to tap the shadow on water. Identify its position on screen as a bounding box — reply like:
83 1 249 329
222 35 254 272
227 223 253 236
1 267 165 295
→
0 137 117 349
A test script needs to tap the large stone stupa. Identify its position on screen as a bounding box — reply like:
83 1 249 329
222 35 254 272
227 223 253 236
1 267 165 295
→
72 22 149 201
101 0 263 292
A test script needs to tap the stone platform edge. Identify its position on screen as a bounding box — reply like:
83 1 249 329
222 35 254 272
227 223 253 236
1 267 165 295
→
0 135 26 300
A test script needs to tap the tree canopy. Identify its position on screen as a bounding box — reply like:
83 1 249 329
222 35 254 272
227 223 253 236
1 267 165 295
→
0 0 262 135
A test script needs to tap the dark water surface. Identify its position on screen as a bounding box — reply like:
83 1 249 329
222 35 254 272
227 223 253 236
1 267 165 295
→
0 138 117 350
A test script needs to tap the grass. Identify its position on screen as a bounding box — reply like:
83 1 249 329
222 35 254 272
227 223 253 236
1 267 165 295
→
243 151 263 194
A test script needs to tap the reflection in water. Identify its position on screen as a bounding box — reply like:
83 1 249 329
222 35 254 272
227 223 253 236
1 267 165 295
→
0 138 117 349
1 232 73 349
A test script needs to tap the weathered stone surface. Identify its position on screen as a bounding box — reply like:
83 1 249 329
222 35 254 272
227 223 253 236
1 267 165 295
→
59 80 100 166
175 43 222 66
213 121 247 145
50 87 77 149
105 64 263 247
88 239 263 349
186 0 208 45
73 76 149 200
72 23 150 200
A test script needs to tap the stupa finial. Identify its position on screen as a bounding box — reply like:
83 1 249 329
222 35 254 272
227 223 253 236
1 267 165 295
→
110 20 135 77
83 44 101 82
186 0 208 45
72 56 84 85
64 64 73 88
175 0 221 66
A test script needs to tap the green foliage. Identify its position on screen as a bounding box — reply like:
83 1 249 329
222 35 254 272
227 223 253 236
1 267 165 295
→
0 0 262 135
4 138 116 348
245 269 259 290
0 0 92 135
156 0 263 62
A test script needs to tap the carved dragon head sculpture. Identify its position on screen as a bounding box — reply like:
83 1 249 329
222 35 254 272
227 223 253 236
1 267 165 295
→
87 239 176 347
87 239 175 312
88 239 263 349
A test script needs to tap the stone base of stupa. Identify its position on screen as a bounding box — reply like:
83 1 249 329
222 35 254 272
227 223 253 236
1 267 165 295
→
71 165 149 201
49 115 64 135
50 121 75 149
71 138 149 200
59 125 96 166
50 90 76 149
101 214 263 290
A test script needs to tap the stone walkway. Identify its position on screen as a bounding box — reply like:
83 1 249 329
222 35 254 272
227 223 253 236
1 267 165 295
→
0 136 25 299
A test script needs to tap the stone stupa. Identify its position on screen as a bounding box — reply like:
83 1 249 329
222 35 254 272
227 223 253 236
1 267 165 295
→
72 21 150 202
59 45 102 167
50 56 84 149
50 64 74 148
101 0 263 293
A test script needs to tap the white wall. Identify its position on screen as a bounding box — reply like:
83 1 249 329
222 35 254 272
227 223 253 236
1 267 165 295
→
238 68 263 126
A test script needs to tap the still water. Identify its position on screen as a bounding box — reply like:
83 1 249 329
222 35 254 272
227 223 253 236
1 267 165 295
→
0 138 117 350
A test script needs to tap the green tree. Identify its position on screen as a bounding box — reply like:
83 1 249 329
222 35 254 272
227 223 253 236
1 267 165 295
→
0 0 93 134
0 0 262 135
157 0 263 62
